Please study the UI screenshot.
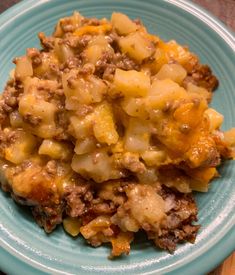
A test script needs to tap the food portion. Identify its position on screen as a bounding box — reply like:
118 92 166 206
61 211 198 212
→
0 11 234 257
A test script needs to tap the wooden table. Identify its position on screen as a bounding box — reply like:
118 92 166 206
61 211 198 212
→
0 0 234 274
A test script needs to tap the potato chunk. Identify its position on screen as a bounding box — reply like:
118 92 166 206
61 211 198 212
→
119 31 154 62
121 97 148 118
18 93 57 138
156 63 187 84
71 149 122 182
113 68 150 97
63 217 81 237
141 150 167 166
204 108 224 131
15 56 33 79
54 38 74 63
39 139 72 160
187 83 211 102
111 12 138 35
62 71 107 108
74 137 97 155
124 118 150 152
84 35 114 65
93 102 119 145
146 79 187 110
69 114 94 139
4 129 37 164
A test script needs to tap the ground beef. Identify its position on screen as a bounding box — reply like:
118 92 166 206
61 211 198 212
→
183 54 218 92
38 32 55 50
32 203 64 233
63 56 82 70
154 224 200 253
27 48 42 67
23 113 42 126
191 64 218 91
113 52 140 71
89 198 116 215
147 186 200 253
82 17 101 26
45 160 58 175
65 35 91 50
64 183 93 218
0 81 22 123
94 51 140 79
121 152 146 173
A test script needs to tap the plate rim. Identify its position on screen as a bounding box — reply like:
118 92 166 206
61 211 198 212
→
0 0 234 274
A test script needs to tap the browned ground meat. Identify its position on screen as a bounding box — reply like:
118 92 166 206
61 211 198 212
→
183 55 218 92
64 183 93 217
32 203 64 233
147 186 200 252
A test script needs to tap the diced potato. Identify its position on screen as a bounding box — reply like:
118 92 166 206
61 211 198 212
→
33 52 59 79
93 102 119 145
141 150 167 166
5 129 37 164
136 167 158 184
126 184 166 230
10 111 23 128
15 56 33 79
205 108 224 131
88 35 109 46
80 216 111 239
39 139 72 160
124 118 150 152
84 35 114 65
54 38 74 63
156 63 187 84
22 77 39 94
159 40 191 66
84 45 104 65
74 137 97 155
62 72 92 107
119 31 154 62
151 47 168 73
89 75 108 102
121 97 148 118
18 94 57 138
187 83 211 102
111 12 138 35
54 11 83 37
223 128 235 146
113 69 150 97
63 217 81 237
72 149 122 182
69 114 94 139
62 72 107 108
146 79 187 110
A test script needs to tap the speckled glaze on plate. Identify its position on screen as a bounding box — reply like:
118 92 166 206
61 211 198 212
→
0 0 234 274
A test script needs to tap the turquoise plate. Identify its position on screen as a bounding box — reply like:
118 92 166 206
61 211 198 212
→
0 0 234 274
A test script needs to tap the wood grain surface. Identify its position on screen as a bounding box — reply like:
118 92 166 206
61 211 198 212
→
0 1 234 275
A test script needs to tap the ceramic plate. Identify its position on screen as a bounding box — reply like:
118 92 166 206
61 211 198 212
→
0 0 234 274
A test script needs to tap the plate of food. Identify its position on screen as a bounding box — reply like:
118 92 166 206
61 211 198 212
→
0 0 234 274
